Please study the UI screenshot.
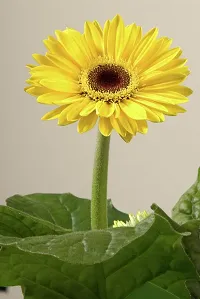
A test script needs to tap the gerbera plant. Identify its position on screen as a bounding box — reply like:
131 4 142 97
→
0 15 199 299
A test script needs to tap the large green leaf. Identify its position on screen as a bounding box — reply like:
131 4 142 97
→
6 193 129 231
0 205 68 237
152 203 200 298
180 220 200 299
0 214 197 299
181 220 200 272
171 168 200 298
0 246 99 299
129 282 180 299
172 168 200 225
151 203 186 233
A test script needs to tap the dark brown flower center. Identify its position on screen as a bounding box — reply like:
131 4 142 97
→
88 64 130 93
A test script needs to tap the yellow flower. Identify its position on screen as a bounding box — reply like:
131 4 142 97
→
25 15 192 142
113 211 149 227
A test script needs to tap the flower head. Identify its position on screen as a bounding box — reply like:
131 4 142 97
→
25 15 192 142
113 211 149 227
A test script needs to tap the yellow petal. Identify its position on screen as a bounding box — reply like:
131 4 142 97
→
30 66 69 80
43 38 67 57
48 36 56 42
37 93 82 105
46 53 80 78
120 132 134 143
147 37 173 61
44 35 79 68
24 86 31 92
55 96 84 105
159 37 173 53
137 38 163 73
103 15 125 60
55 29 90 67
136 120 148 134
138 104 165 122
149 109 165 122
136 91 188 105
84 21 103 57
94 21 103 37
67 100 90 121
118 112 137 134
110 115 126 137
96 102 115 117
67 28 92 60
78 112 98 133
26 64 36 69
135 98 168 112
174 48 183 59
70 29 91 52
157 91 189 102
160 58 187 71
40 79 80 93
99 117 113 136
138 37 173 73
120 100 147 120
131 28 159 66
26 77 41 86
114 103 121 118
55 105 76 125
58 104 76 124
59 119 76 126
42 105 68 120
172 66 190 76
142 47 182 74
121 24 142 60
103 20 110 57
141 72 187 89
80 100 96 116
163 104 186 115
25 86 50 96
169 86 193 96
32 54 55 66
37 92 67 105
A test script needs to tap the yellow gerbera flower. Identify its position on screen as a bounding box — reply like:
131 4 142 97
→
25 15 192 142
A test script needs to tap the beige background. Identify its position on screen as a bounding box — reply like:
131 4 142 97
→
1 0 200 298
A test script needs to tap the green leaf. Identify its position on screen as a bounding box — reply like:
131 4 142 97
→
180 220 200 299
172 168 200 225
171 168 200 298
152 204 200 298
0 214 197 299
187 280 200 299
6 193 129 231
0 246 99 299
129 282 180 299
151 203 187 233
181 220 200 273
0 205 68 237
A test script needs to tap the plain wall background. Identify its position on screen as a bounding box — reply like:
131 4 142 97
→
1 0 200 298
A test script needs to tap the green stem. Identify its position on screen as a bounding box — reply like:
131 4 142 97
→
91 131 110 230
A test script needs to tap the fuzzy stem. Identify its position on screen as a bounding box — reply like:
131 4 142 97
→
91 131 110 230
